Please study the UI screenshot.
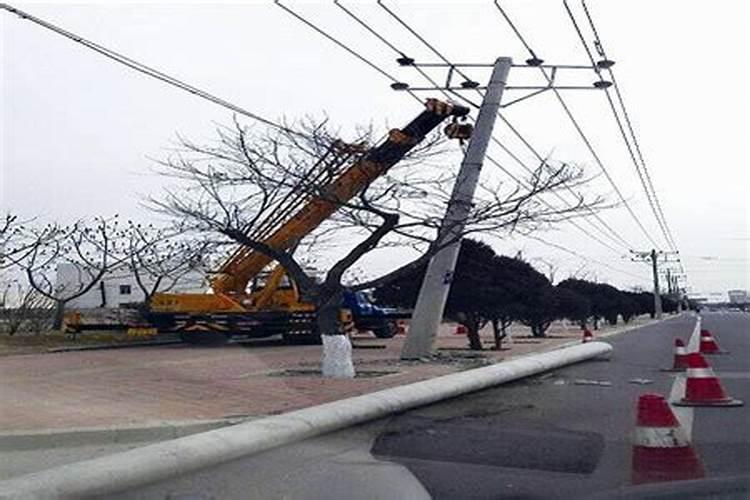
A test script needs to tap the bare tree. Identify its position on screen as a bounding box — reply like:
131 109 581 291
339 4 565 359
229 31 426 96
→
122 222 213 301
0 213 35 270
16 217 126 329
153 113 604 376
0 280 55 335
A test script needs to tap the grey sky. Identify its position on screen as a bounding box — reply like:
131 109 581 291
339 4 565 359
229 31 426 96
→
2 0 748 299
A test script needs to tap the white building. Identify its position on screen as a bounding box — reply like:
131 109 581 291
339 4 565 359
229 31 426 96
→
728 289 748 304
56 263 209 309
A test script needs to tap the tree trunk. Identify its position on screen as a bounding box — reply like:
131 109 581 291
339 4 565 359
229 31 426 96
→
465 314 482 351
53 300 66 332
317 290 355 379
491 318 501 350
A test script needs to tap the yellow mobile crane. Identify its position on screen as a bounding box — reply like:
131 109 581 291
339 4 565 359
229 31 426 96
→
143 99 470 344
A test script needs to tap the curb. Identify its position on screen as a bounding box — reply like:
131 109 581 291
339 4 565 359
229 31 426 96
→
0 341 612 499
0 418 250 451
527 314 681 359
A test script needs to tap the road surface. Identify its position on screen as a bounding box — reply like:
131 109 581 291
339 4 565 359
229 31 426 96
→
109 312 749 499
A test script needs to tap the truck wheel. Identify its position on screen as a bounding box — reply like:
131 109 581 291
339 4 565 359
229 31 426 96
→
179 331 229 346
372 321 398 339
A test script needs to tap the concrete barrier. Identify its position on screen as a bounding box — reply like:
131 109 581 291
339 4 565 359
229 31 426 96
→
0 341 612 499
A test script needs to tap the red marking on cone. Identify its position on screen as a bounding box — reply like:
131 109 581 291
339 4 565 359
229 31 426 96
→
454 325 467 336
396 321 407 335
631 393 705 484
582 328 594 343
673 353 743 407
699 329 725 354
662 338 689 372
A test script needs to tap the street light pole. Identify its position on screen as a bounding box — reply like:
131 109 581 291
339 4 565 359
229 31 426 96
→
401 56 512 360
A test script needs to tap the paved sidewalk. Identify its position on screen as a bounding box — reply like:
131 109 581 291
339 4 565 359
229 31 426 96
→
0 316 660 432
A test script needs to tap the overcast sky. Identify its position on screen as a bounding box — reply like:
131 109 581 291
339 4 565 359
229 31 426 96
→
2 0 748 299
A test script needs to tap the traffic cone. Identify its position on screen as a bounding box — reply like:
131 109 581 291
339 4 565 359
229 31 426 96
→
631 393 704 484
396 321 407 335
661 338 689 372
454 324 467 336
582 328 594 343
699 329 727 354
673 353 743 407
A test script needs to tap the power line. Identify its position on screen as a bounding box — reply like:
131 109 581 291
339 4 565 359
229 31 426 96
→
0 3 306 138
526 234 649 282
580 0 680 254
333 1 632 254
274 0 422 106
491 1 662 250
561 0 675 253
373 1 638 253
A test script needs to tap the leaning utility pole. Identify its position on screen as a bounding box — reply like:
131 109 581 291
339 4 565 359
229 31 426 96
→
401 57 512 359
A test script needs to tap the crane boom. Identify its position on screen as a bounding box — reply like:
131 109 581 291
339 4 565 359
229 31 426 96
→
211 99 469 294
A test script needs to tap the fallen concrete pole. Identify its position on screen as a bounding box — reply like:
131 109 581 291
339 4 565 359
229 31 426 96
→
0 341 612 499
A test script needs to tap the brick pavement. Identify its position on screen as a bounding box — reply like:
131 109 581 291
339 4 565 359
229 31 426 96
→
0 317 656 432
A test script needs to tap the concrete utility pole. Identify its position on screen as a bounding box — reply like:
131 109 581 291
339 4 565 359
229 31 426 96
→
401 57 512 360
651 249 663 319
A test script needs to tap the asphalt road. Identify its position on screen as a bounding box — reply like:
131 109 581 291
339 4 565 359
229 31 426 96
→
112 312 750 500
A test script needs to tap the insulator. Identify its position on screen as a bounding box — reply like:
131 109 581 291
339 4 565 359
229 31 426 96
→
396 56 415 66
525 56 544 67
593 80 613 89
596 59 615 69
390 82 409 90
461 80 480 89
444 123 473 140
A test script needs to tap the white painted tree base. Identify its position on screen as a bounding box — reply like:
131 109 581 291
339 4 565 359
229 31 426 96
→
321 334 355 379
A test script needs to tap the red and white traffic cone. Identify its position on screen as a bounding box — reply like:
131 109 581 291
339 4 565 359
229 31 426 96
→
631 393 704 484
454 324 467 336
661 338 689 372
673 353 743 407
699 329 727 354
582 328 594 343
396 320 407 335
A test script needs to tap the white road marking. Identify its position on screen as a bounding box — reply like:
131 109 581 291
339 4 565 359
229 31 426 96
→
687 316 702 353
668 315 699 439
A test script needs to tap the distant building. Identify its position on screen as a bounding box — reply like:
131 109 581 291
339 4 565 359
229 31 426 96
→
728 290 748 304
56 264 208 309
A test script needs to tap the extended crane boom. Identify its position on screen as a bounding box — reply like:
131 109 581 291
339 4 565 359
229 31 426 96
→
211 98 470 295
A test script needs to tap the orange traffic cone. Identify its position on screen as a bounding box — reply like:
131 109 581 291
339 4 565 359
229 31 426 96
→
454 324 467 336
699 329 728 354
661 338 689 372
396 321 407 335
582 328 594 343
673 353 743 407
631 393 705 484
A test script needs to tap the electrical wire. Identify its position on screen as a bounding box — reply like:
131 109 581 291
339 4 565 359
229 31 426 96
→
526 235 650 282
374 1 640 254
491 0 663 250
580 0 680 255
561 0 676 253
0 3 308 138
275 0 422 106
334 1 632 254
